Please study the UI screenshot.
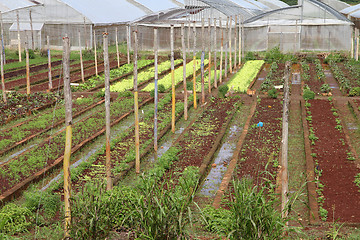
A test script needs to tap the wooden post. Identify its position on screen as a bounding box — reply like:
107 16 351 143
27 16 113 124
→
116 27 120 68
93 30 98 76
0 41 5 103
182 23 188 120
47 36 52 89
225 17 229 78
188 20 191 53
127 25 131 64
281 61 291 221
356 28 359 61
351 28 354 59
201 18 205 104
16 11 22 62
84 17 88 49
133 27 140 174
208 18 211 94
103 32 112 190
239 15 242 65
171 25 176 133
241 18 244 61
214 18 217 89
229 16 232 74
234 15 237 69
29 9 34 50
220 17 223 83
78 31 85 83
25 36 30 96
0 11 5 64
154 28 158 151
193 21 197 109
62 36 72 239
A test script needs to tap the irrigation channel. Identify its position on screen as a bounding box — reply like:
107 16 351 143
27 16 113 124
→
3 52 360 238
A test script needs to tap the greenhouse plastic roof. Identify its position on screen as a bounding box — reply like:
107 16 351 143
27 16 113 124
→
258 0 289 9
0 0 38 12
340 3 360 15
231 0 270 10
59 0 151 24
199 0 264 17
132 0 181 12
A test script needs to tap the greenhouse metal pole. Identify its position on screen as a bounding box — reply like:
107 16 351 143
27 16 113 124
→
78 31 85 83
47 36 52 89
220 17 223 83
127 25 131 64
16 11 21 62
103 32 112 190
0 44 6 103
94 30 98 76
116 27 120 68
229 16 232 74
182 23 188 120
25 37 30 96
201 18 205 105
208 18 211 94
214 18 217 89
0 11 5 64
29 9 34 50
171 25 176 133
193 21 197 109
154 28 158 151
134 26 140 174
62 36 72 239
225 17 229 78
234 15 237 69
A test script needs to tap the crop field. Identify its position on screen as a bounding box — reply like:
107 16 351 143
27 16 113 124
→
1 45 360 240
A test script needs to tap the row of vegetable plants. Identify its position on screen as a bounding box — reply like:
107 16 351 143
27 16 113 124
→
260 62 285 93
0 93 149 196
0 95 102 155
300 59 330 95
304 98 360 222
0 92 59 126
328 59 360 96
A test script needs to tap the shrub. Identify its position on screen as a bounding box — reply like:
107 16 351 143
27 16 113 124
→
264 46 284 63
324 53 344 64
349 87 360 96
267 87 278 99
244 51 257 61
158 84 166 93
22 49 36 59
303 86 315 100
320 84 331 93
218 84 229 98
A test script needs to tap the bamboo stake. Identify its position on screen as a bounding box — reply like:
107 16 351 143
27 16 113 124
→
234 15 237 69
357 28 359 61
208 18 211 94
127 25 131 64
182 23 188 120
220 17 223 83
225 17 228 78
47 36 52 89
351 28 354 59
214 18 217 89
154 28 158 151
188 20 191 53
29 9 34 50
78 31 84 83
201 18 205 105
241 19 245 60
62 36 72 239
94 30 98 76
16 11 21 62
0 11 5 64
83 17 88 49
116 27 120 68
229 16 232 74
103 32 112 190
193 21 197 109
25 36 30 96
133 27 140 174
0 41 5 103
239 15 241 65
171 25 176 133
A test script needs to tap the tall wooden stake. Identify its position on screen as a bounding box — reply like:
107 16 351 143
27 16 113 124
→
182 23 188 120
214 18 217 89
78 31 85 83
234 15 237 69
83 18 88 49
193 21 197 109
356 28 359 61
225 17 229 78
47 36 52 89
154 28 158 151
171 25 176 133
25 36 30 96
208 18 211 94
103 32 112 190
220 17 223 83
17 11 21 62
116 27 120 68
62 36 72 239
229 16 233 74
188 20 191 53
29 9 34 50
134 27 140 174
239 15 242 65
93 30 98 76
201 18 205 104
351 28 354 59
127 25 131 64
0 41 5 103
0 11 5 64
